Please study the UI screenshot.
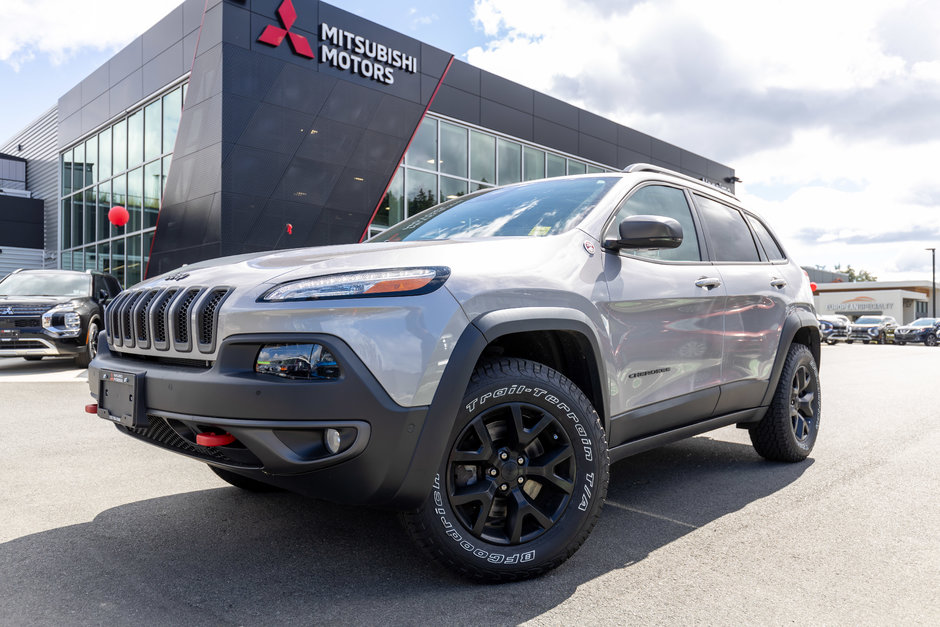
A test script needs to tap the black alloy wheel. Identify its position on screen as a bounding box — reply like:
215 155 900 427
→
446 402 574 545
74 321 99 368
750 343 821 462
403 358 608 582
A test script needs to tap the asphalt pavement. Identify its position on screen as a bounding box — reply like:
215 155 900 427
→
0 345 937 626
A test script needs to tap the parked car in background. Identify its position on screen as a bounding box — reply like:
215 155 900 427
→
892 317 940 346
846 315 897 344
818 314 850 345
0 269 122 366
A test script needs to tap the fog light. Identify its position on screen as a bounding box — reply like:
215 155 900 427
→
324 428 341 454
255 343 340 380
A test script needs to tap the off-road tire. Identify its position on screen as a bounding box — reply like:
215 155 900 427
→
403 358 609 582
750 343 820 462
74 321 99 368
208 465 281 492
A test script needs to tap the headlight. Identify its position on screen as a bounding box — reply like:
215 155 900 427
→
868 328 879 335
260 267 450 302
41 304 81 337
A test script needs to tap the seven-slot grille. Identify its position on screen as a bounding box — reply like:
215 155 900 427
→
106 286 233 355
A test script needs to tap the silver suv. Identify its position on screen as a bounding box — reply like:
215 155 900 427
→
87 164 821 582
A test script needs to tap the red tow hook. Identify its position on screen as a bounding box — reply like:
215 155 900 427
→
196 432 236 447
85 404 98 414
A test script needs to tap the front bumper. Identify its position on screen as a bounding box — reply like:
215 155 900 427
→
0 328 85 357
894 330 930 342
88 333 438 508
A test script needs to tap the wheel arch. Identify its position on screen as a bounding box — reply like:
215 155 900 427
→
760 309 821 407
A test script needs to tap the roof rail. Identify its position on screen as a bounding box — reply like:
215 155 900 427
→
623 163 738 199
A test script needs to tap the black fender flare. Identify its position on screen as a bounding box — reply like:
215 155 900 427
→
759 309 821 407
392 308 609 506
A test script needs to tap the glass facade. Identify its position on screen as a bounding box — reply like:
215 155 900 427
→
370 114 613 237
59 82 185 286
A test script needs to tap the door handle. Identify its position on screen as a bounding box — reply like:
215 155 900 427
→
695 277 722 289
770 278 787 288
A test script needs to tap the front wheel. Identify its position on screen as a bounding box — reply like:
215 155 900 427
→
878 331 887 344
74 321 99 368
749 344 821 462
403 358 609 582
926 334 938 347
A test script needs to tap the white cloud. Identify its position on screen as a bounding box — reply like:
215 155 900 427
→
466 0 940 280
0 0 182 71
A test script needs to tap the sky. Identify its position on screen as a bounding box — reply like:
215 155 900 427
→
1 0 938 282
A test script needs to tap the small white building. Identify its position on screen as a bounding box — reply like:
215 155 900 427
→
813 281 935 324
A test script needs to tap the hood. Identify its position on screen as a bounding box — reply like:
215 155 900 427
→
137 235 584 293
0 295 77 308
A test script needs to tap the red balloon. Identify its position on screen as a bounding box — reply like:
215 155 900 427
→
109 205 129 227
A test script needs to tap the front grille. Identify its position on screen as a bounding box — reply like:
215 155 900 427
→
121 416 262 468
106 286 233 356
15 318 40 328
0 305 51 316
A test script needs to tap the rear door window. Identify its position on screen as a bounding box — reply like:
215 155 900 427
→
693 194 761 262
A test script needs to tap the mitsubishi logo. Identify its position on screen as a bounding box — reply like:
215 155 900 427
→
2 307 12 315
257 0 315 59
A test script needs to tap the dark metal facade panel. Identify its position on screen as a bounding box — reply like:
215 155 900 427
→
0 196 44 248
578 134 618 168
680 151 708 179
183 0 206 35
222 3 253 49
481 99 534 142
618 125 651 155
481 70 533 114
142 41 185 96
533 92 579 130
441 59 480 94
428 85 480 125
533 116 579 155
579 110 619 142
142 5 184 63
651 139 681 169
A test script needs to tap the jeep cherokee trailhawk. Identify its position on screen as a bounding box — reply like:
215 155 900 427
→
87 164 821 582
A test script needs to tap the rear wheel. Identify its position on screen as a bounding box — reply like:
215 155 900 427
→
403 358 609 582
208 465 280 492
750 344 820 462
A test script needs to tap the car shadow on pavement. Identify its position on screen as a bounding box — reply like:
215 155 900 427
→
0 436 811 625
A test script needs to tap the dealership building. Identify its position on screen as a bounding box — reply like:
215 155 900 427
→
0 0 736 285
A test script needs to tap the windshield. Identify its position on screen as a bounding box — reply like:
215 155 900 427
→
910 318 937 327
370 177 620 242
854 316 883 324
0 273 91 297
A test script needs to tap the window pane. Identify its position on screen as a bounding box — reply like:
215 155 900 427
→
61 197 72 249
144 99 162 162
97 241 110 273
127 110 143 168
567 159 586 175
144 161 161 229
497 139 521 186
747 215 786 261
607 185 701 262
97 183 111 244
61 150 72 195
85 135 97 186
127 234 142 286
111 174 126 240
373 168 403 227
587 165 604 174
143 231 154 279
439 121 468 178
163 87 182 153
470 131 495 184
523 147 545 181
405 117 437 169
98 127 112 180
546 153 566 178
694 194 760 262
112 238 125 286
72 143 85 191
84 188 97 243
406 169 437 217
112 119 127 174
162 155 172 193
72 192 84 246
127 167 142 232
61 250 72 271
84 246 96 274
439 175 468 204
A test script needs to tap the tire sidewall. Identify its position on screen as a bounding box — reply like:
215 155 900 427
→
423 361 607 576
786 346 821 453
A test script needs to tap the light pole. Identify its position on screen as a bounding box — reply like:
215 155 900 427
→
928 247 937 318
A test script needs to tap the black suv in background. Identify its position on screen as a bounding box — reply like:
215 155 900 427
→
893 317 940 346
846 315 897 344
0 269 121 367
818 314 850 344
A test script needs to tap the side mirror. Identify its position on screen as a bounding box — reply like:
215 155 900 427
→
604 215 683 251
98 289 111 304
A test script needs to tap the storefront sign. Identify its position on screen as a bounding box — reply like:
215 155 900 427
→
319 23 418 85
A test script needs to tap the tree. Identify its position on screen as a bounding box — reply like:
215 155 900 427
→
835 263 877 282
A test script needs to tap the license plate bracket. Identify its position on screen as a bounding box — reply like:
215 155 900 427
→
97 370 148 428
0 329 20 340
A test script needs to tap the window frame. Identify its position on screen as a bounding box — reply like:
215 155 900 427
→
690 191 767 265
